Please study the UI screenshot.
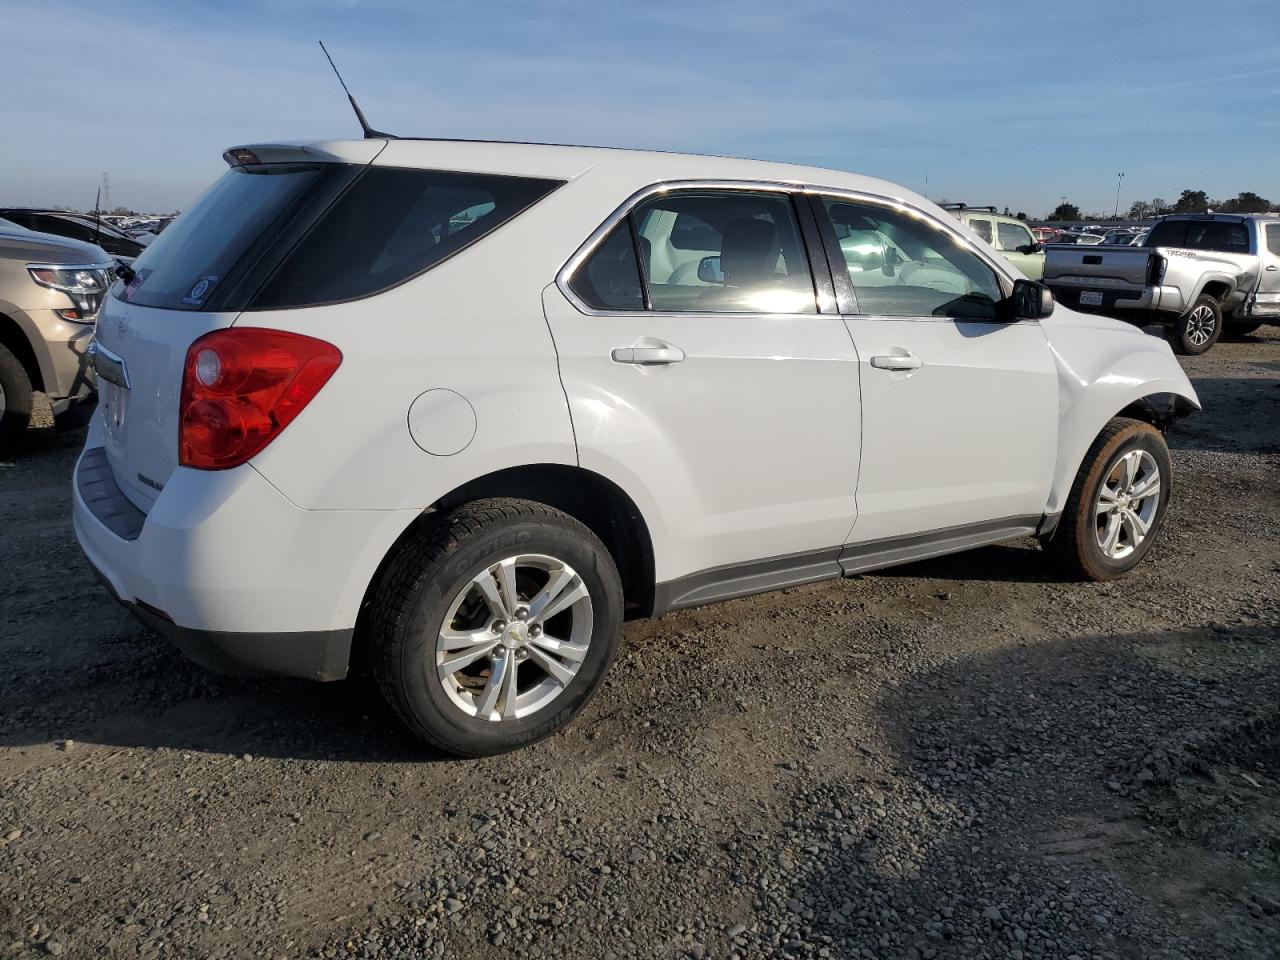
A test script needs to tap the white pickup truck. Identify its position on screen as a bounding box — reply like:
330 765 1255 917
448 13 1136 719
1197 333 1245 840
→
1042 213 1280 354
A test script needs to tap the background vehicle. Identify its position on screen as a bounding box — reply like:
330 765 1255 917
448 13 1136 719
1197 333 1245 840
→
0 221 110 449
74 139 1197 756
1048 230 1105 246
1043 212 1280 353
941 204 1044 279
0 209 148 261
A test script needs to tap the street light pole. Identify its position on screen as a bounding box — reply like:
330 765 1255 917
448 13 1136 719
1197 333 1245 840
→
1114 172 1125 219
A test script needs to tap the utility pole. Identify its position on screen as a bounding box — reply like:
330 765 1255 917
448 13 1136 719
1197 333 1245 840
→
1114 172 1124 219
100 172 111 215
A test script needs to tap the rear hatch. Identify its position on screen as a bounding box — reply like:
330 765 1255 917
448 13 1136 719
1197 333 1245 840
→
93 143 380 511
1042 245 1155 288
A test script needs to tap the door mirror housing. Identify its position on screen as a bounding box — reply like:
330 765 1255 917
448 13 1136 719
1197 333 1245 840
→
1006 278 1054 320
697 255 724 284
1017 242 1043 255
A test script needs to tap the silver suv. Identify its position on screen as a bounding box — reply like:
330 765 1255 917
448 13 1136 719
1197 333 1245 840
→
0 219 112 449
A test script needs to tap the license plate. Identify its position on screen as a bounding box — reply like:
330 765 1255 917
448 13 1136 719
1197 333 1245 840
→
1079 291 1104 306
101 380 128 438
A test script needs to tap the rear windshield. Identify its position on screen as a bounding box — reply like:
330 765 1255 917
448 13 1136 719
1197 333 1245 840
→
119 163 562 311
1145 219 1250 253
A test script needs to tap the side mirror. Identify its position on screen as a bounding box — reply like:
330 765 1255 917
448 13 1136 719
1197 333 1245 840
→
1008 278 1054 320
1017 242 1043 255
697 255 724 284
881 247 901 277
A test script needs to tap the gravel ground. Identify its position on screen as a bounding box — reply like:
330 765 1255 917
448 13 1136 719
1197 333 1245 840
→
2 328 1278 960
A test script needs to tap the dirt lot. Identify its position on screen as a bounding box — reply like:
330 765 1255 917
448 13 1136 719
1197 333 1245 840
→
2 329 1278 960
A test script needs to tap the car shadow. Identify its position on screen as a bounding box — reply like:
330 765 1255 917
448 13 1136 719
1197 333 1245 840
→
742 623 1280 958
867 540 1070 585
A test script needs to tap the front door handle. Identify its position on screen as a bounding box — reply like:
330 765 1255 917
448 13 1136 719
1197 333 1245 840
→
612 339 686 365
869 352 923 371
1266 265 1278 272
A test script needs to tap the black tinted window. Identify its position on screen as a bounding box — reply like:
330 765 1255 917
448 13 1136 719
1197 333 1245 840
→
251 168 560 309
568 222 644 310
1185 221 1249 253
1145 221 1186 247
1147 219 1250 253
122 164 338 310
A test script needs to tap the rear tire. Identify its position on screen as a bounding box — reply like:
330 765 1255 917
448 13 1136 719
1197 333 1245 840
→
0 343 33 453
367 498 623 757
1046 418 1172 581
1169 295 1221 355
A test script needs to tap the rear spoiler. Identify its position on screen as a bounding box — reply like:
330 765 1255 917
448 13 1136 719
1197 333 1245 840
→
221 140 386 168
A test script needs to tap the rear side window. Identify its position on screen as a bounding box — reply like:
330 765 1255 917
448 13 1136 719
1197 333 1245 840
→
119 164 561 311
968 218 993 243
568 221 644 311
252 168 560 309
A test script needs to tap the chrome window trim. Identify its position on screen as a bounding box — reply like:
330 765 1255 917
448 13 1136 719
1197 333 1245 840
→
554 178 1019 320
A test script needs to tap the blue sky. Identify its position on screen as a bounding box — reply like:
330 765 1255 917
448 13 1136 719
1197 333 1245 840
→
2 0 1277 216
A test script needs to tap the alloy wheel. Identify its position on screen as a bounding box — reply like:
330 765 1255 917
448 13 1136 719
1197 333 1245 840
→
1186 305 1217 346
1094 449 1161 560
435 554 593 721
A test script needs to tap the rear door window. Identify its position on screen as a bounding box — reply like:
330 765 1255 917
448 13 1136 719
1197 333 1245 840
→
1266 224 1280 257
631 191 817 314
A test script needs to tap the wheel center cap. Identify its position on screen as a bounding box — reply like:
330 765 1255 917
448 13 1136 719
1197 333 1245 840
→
506 622 528 646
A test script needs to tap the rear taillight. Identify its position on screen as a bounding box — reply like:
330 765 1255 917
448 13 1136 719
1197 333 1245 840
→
179 328 341 470
1147 254 1167 286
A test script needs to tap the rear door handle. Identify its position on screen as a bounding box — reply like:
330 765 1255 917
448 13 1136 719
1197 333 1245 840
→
612 339 686 365
869 353 923 371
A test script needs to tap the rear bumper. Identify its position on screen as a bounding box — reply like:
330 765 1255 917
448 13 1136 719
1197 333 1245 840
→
72 425 418 681
129 601 353 681
1045 281 1183 316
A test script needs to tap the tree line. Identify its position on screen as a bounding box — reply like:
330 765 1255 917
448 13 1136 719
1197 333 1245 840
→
1047 190 1276 222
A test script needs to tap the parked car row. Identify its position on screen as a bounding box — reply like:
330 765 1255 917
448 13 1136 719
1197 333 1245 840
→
0 209 150 262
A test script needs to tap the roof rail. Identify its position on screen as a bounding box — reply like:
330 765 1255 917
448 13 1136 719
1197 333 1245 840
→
938 203 998 212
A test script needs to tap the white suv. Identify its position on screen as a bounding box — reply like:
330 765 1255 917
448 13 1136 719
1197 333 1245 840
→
74 138 1199 756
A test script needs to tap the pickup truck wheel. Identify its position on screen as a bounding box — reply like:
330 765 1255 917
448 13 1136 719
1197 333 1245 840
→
0 343 34 452
1170 296 1222 355
367 498 623 757
1046 417 1171 581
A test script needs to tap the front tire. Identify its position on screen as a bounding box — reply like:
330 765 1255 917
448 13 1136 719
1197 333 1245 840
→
1170 295 1221 355
1046 418 1172 581
0 342 34 453
367 498 623 757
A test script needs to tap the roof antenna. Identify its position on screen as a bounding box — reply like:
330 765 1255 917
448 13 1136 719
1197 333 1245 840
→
318 40 396 140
